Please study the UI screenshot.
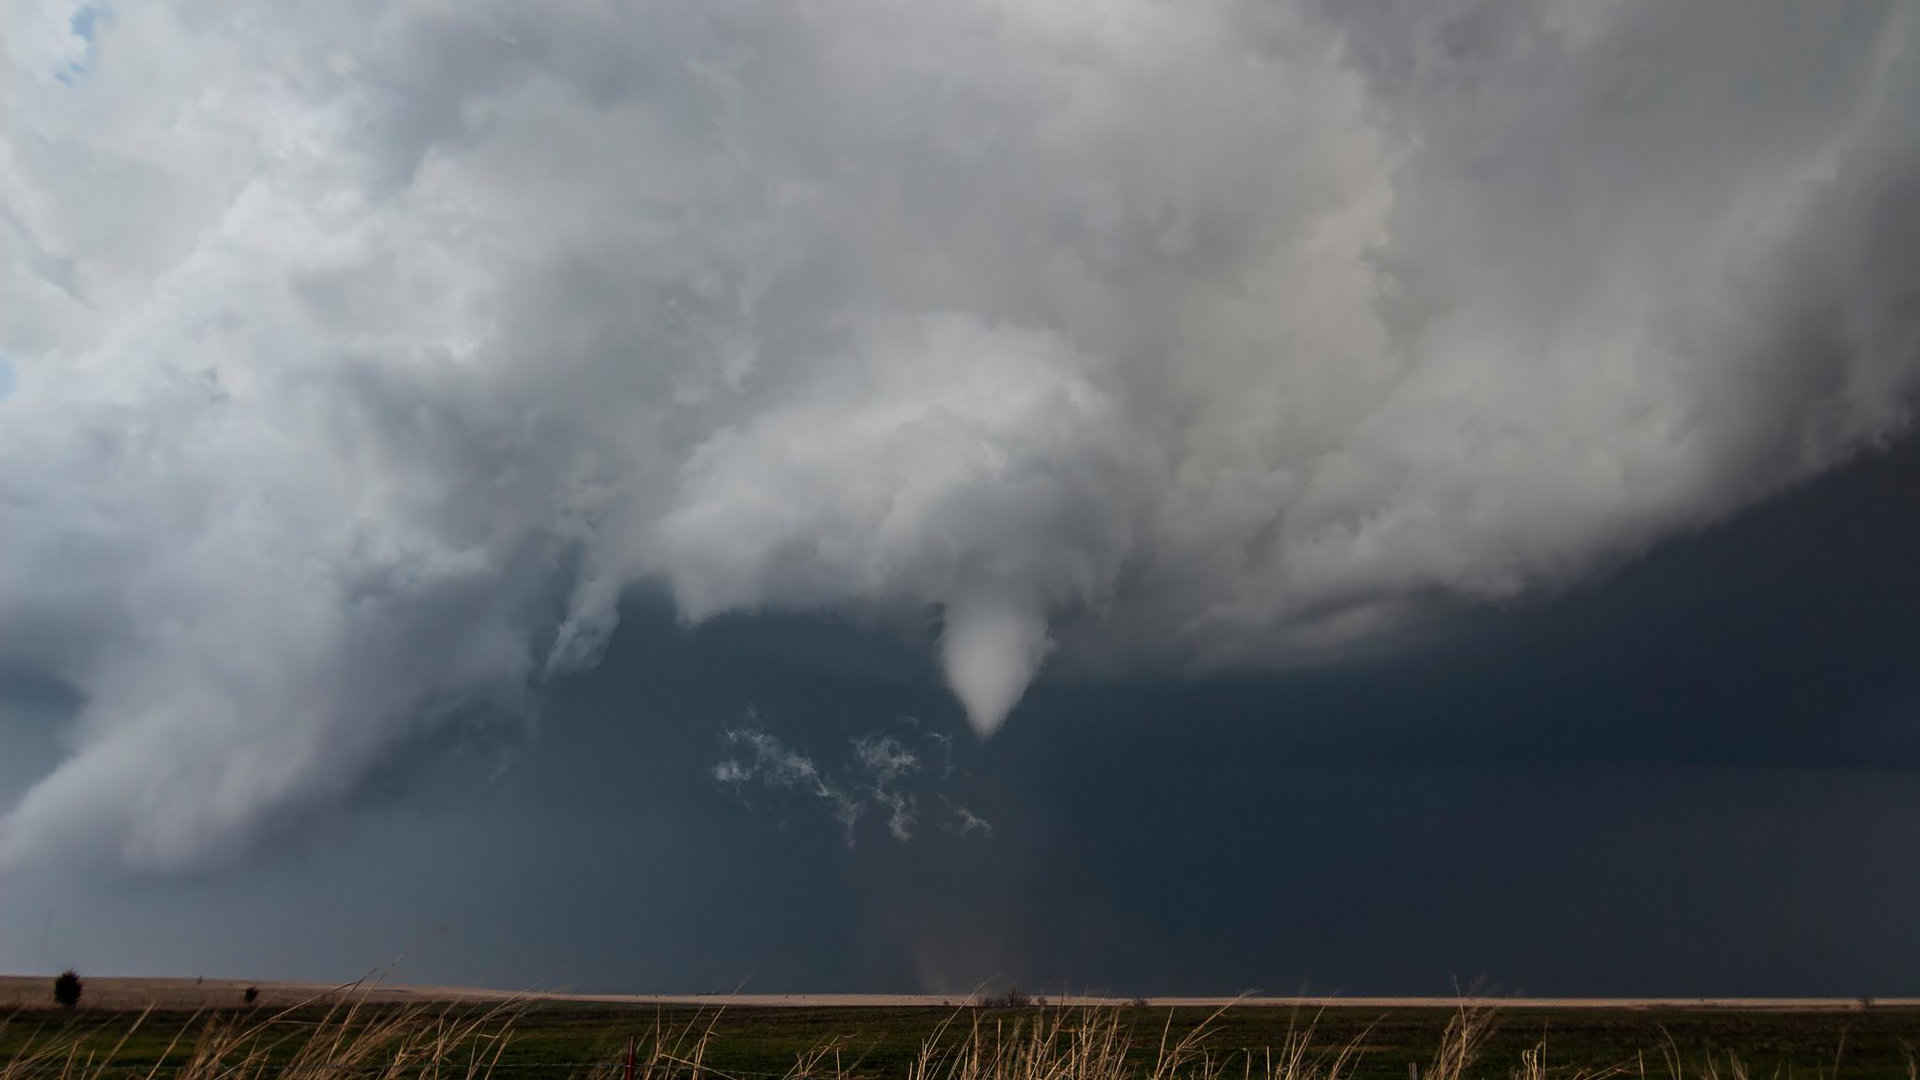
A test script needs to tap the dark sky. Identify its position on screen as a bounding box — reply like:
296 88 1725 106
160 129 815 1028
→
4 433 1915 996
3 0 1918 998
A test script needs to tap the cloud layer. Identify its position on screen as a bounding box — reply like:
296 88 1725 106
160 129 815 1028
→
2 0 1916 868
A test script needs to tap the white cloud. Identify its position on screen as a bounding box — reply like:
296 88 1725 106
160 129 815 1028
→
715 725 950 845
852 734 920 841
2 0 1916 867
944 801 994 839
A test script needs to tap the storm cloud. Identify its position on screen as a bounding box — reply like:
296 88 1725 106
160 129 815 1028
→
2 0 1916 870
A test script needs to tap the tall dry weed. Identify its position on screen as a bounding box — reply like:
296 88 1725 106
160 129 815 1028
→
0 986 517 1080
902 1005 1368 1080
19 996 1876 1080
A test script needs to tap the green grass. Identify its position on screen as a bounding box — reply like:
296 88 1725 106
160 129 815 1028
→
4 1000 1918 1080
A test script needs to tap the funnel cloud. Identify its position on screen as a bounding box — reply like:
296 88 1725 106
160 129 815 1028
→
941 597 1053 738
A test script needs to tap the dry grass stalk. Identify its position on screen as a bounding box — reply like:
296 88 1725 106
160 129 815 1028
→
1425 1003 1495 1080
1509 1030 1629 1080
20 998 1843 1080
577 1009 730 1080
901 1005 1368 1080
0 985 518 1080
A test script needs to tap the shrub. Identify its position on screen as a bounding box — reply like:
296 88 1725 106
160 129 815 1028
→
245 985 260 1005
53 970 82 1009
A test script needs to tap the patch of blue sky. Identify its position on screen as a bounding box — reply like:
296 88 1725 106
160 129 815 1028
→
56 4 108 85
70 4 101 38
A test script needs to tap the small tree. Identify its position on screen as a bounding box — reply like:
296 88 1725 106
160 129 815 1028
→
53 970 82 1009
244 986 260 1005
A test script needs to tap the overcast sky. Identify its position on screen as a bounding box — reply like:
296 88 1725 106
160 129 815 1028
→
2 0 1917 993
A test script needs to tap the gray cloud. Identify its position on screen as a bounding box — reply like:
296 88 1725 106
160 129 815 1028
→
1 0 1916 869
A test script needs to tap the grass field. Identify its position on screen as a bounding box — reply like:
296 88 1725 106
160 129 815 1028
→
4 992 1920 1080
